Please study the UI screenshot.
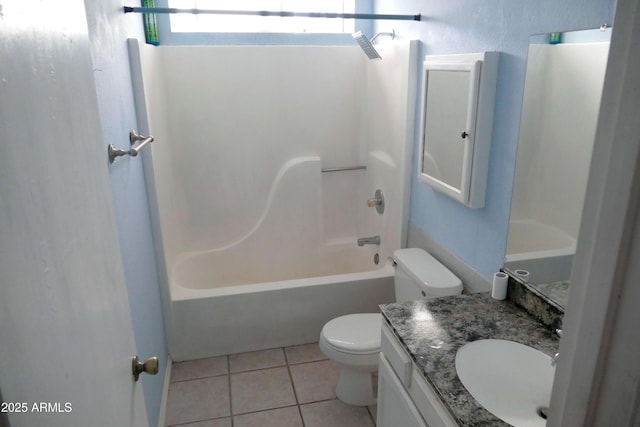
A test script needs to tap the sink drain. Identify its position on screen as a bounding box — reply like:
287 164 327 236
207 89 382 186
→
536 406 548 420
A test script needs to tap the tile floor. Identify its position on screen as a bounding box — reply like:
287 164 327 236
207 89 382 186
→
165 343 377 427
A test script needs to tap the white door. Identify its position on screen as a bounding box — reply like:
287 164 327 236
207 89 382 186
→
0 1 148 426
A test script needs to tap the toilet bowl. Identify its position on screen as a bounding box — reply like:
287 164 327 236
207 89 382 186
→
319 313 381 406
319 248 462 406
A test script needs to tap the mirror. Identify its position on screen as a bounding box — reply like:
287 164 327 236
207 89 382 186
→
505 27 612 309
418 52 499 208
421 70 472 191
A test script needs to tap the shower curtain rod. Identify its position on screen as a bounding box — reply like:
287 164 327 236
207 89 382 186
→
123 6 421 21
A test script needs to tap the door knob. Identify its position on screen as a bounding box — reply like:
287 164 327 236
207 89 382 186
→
132 355 159 381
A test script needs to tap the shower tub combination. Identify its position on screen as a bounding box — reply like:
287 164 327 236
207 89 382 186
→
129 39 418 360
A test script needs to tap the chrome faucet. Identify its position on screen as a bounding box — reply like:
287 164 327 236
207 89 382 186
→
357 235 380 246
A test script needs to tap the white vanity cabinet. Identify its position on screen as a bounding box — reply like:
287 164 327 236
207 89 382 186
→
377 323 459 427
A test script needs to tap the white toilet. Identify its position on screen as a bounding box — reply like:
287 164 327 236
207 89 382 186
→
319 248 463 406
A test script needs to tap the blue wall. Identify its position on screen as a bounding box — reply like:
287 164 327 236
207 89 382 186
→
84 2 168 426
373 0 615 280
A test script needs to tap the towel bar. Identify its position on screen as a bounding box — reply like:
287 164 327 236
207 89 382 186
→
321 165 366 173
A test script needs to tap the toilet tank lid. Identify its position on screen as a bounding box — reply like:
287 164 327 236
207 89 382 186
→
393 248 463 292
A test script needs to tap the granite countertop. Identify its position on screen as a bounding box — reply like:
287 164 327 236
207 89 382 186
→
380 292 559 427
529 280 570 309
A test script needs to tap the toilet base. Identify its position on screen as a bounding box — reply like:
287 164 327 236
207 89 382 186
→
335 365 377 406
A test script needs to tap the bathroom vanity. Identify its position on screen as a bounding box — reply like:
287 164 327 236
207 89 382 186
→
377 322 457 427
378 293 559 426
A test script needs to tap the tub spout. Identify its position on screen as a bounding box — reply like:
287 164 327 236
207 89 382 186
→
357 235 380 246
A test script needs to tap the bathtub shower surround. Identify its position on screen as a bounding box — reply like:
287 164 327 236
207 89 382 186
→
129 40 418 360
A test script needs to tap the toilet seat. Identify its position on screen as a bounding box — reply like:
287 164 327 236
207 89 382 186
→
320 313 381 354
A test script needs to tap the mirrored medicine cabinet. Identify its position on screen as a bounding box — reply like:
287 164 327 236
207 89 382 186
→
418 52 499 208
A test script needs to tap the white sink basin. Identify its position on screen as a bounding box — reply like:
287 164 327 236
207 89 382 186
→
455 339 555 427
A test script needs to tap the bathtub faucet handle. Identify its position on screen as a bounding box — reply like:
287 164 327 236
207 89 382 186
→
367 189 385 214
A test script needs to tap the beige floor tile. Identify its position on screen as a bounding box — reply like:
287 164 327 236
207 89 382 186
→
233 406 303 427
229 348 286 373
300 399 375 427
289 360 340 403
170 418 232 427
284 342 328 365
171 356 228 382
230 366 296 414
165 376 230 426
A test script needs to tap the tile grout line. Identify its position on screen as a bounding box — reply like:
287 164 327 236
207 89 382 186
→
228 363 288 375
171 414 232 427
284 346 307 427
229 349 300 421
170 372 228 384
227 355 234 427
228 403 301 417
169 344 338 427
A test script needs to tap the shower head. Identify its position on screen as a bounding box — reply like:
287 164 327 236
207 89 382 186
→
352 31 382 59
352 29 396 60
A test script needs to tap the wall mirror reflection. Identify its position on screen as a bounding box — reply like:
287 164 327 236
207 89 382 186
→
504 27 612 309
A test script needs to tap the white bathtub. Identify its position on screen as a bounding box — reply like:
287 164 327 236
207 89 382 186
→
505 219 576 283
169 245 394 361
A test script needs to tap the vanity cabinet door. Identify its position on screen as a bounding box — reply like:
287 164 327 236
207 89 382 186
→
377 354 429 427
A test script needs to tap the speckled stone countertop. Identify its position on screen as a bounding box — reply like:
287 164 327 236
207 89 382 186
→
529 280 569 310
380 292 559 427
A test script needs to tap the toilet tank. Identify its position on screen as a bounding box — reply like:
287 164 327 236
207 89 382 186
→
393 248 463 302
